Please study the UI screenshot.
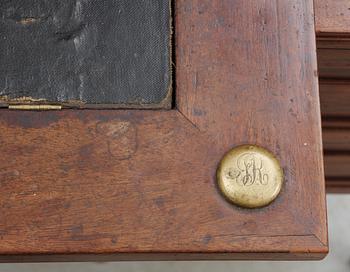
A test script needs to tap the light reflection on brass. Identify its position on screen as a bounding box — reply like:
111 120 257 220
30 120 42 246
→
8 105 62 110
217 145 283 209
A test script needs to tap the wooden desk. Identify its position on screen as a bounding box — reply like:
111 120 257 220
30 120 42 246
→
0 0 330 261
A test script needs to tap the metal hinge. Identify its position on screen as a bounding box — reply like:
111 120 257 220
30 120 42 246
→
8 105 62 110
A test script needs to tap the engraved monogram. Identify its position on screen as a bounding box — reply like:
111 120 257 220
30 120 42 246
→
225 153 269 186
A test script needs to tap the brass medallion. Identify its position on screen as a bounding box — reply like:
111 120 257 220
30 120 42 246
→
217 145 283 208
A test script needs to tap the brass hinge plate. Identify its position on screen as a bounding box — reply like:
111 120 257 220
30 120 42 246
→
8 105 62 110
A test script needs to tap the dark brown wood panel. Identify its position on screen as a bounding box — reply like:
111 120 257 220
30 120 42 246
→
326 180 350 194
323 119 350 129
319 81 350 117
0 0 327 261
324 154 350 178
318 49 350 79
315 0 350 193
317 37 350 50
323 128 350 151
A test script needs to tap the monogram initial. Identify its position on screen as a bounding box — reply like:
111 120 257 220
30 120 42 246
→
225 153 269 186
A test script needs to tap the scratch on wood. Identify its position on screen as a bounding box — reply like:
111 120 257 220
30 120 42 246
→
96 121 138 160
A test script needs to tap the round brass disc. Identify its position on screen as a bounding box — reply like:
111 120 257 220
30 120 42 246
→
217 145 283 208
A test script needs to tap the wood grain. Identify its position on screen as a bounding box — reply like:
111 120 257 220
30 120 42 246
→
0 0 328 261
315 0 350 35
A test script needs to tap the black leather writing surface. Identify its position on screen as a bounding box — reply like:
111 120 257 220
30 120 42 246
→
0 0 171 108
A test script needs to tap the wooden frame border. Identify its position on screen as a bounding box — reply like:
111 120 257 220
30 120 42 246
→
0 0 328 261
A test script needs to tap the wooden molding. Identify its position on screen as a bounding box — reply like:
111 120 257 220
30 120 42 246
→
315 1 350 193
324 154 350 178
0 0 328 261
319 81 350 117
326 180 350 194
318 50 350 79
